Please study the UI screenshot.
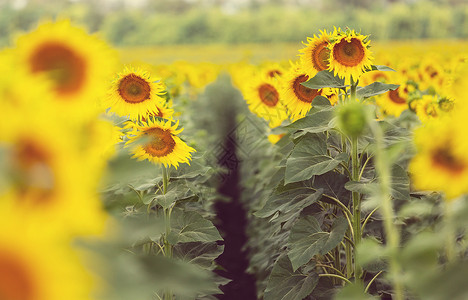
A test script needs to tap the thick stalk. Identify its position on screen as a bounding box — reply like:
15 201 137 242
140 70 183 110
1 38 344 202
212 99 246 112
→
444 200 455 263
162 166 173 300
349 80 363 280
371 122 404 300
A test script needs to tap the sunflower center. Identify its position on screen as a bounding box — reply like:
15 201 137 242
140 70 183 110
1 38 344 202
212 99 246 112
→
432 146 465 174
0 250 36 300
29 42 86 96
258 84 279 107
292 75 320 103
312 41 330 71
333 38 365 67
142 128 176 157
13 138 55 206
388 88 406 104
118 74 151 104
268 70 282 78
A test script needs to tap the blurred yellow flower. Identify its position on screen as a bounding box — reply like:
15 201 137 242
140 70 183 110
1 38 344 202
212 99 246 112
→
14 20 117 113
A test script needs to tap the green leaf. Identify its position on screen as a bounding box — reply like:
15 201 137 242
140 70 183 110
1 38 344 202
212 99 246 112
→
366 65 396 72
301 70 347 89
357 82 399 99
288 216 347 271
285 134 345 184
173 242 224 270
264 254 319 300
167 210 222 245
356 238 387 272
335 282 378 300
254 187 323 219
285 107 335 134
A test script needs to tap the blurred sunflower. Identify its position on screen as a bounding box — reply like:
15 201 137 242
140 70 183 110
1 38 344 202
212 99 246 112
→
280 62 322 121
0 214 94 300
244 74 288 127
299 30 331 76
107 67 166 120
0 110 107 236
14 20 117 112
141 101 174 123
376 84 412 117
414 95 440 122
125 119 195 169
410 118 468 199
328 28 373 81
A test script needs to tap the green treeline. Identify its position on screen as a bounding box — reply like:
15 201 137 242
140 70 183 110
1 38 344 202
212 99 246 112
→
1 0 467 47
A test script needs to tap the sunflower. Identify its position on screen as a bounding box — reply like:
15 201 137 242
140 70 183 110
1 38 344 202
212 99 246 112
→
299 30 332 76
0 109 107 236
280 62 323 121
244 73 288 128
106 66 167 120
125 119 195 169
328 28 373 81
376 83 412 117
410 118 468 200
14 20 117 112
414 95 440 122
0 213 94 300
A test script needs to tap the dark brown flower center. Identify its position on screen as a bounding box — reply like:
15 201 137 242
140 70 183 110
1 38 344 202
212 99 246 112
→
118 74 151 103
142 128 176 157
388 88 406 104
312 41 330 71
432 147 465 174
333 38 366 67
0 249 36 300
292 75 320 103
29 42 86 96
258 84 279 107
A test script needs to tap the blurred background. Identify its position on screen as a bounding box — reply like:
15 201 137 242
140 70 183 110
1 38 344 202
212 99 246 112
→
1 0 467 63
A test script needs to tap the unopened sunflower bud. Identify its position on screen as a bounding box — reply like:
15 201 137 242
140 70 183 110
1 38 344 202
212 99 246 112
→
336 102 368 138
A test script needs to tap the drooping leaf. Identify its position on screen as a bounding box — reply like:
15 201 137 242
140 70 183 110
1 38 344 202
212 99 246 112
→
288 216 347 271
167 210 222 245
264 254 319 300
357 82 399 99
301 70 347 89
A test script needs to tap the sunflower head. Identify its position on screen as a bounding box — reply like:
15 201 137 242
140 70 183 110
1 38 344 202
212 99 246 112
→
299 30 332 77
328 28 373 81
125 119 195 169
410 119 468 200
243 72 288 128
106 67 166 120
281 62 323 121
15 20 117 110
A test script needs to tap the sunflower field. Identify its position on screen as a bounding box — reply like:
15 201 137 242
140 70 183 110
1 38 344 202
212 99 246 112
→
1 8 468 300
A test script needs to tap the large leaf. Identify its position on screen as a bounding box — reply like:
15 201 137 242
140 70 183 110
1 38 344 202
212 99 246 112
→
285 106 335 134
301 70 347 89
288 216 347 271
285 134 345 184
254 187 323 219
173 241 224 269
167 210 222 245
357 82 399 99
264 254 319 300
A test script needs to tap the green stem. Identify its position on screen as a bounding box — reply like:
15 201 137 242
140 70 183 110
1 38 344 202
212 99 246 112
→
345 228 353 278
444 200 455 263
370 122 404 300
319 273 353 285
350 79 363 281
162 165 173 300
